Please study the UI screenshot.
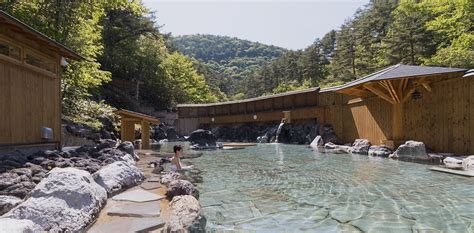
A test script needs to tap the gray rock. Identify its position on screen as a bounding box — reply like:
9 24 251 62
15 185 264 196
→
321 124 339 144
117 141 135 156
10 168 33 178
166 180 199 200
6 167 107 232
189 129 217 147
389 140 427 159
324 142 352 154
256 135 268 143
94 161 144 195
97 139 117 150
166 128 178 141
0 195 22 215
1 181 36 199
161 172 182 185
368 146 393 157
0 218 43 233
167 195 205 232
351 139 371 155
0 172 21 189
310 135 324 147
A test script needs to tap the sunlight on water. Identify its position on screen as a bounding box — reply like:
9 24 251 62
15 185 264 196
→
166 143 474 232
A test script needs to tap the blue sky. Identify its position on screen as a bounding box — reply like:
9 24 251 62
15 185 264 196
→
142 0 369 50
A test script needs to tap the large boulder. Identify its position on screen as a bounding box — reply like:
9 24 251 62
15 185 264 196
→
324 142 352 154
321 124 339 144
0 218 43 233
117 141 135 157
0 195 22 215
351 139 371 155
161 172 182 185
166 127 178 141
166 195 205 232
368 146 393 157
94 161 144 195
389 140 427 160
189 129 217 147
166 180 199 200
6 167 107 232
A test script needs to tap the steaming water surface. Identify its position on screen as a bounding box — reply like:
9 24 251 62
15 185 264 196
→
164 143 474 232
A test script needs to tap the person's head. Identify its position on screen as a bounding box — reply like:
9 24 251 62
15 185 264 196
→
281 118 286 123
173 145 183 157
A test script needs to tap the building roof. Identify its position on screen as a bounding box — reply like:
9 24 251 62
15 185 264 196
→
177 64 468 108
0 10 83 60
327 64 467 92
115 109 161 124
177 87 320 107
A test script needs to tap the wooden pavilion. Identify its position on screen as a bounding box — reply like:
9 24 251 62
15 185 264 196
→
0 11 83 151
115 109 161 149
333 64 467 147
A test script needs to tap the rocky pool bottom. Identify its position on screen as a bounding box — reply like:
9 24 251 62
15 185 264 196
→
178 143 474 232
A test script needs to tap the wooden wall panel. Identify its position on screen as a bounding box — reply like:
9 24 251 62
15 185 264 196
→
0 60 61 146
0 62 11 143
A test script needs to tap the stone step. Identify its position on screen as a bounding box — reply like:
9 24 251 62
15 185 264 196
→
112 189 165 203
88 217 165 233
107 201 161 217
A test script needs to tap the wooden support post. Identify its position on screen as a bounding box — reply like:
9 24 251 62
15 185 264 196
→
141 120 150 149
121 121 135 143
283 111 291 123
392 103 403 141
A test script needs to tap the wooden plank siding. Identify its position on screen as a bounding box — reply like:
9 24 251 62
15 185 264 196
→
0 60 61 145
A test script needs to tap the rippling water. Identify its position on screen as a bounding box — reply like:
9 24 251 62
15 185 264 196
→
165 143 474 232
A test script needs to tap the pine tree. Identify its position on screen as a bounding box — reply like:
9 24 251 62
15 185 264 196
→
382 2 436 65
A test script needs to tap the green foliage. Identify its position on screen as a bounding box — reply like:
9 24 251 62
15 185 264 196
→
160 52 219 105
423 0 474 67
382 1 436 65
63 99 118 130
172 34 287 97
272 80 311 94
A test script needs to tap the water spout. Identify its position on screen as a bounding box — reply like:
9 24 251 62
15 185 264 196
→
275 119 286 143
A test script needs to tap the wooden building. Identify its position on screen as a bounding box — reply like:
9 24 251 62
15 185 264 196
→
0 11 83 151
115 109 161 150
177 64 473 154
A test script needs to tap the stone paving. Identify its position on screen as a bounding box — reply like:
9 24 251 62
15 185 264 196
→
88 154 171 233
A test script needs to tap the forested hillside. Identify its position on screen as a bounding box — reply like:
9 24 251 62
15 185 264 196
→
0 0 471 127
172 35 287 98
244 0 473 97
0 1 222 127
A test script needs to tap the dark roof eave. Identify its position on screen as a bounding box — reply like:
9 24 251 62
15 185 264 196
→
177 87 320 107
0 10 84 61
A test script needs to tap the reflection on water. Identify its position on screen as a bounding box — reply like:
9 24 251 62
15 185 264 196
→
182 144 474 232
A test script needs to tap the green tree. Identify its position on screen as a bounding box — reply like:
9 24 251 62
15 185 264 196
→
423 0 474 67
161 52 218 105
331 22 358 81
382 1 436 65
